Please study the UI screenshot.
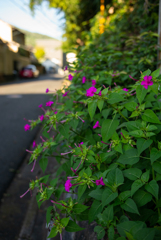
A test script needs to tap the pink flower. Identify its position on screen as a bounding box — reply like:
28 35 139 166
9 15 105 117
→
39 104 43 108
141 75 153 89
86 86 97 97
46 101 54 107
33 140 37 148
24 124 30 131
92 80 96 86
68 74 73 81
64 66 68 71
65 179 72 192
98 91 102 96
46 88 49 93
93 121 101 129
123 88 128 92
80 142 84 145
96 177 105 186
54 111 58 114
39 115 44 121
63 91 69 97
82 76 86 84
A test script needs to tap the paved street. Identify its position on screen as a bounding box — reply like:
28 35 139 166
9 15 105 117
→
0 73 63 198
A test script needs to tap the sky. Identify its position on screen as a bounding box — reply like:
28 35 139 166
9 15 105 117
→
0 0 65 40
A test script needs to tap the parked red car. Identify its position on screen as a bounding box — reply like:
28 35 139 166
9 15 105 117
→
19 65 39 78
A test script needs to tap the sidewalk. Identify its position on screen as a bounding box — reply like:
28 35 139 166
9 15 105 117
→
0 127 60 240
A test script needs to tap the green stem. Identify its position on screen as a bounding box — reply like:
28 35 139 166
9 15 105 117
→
70 128 87 140
140 156 150 160
117 109 129 122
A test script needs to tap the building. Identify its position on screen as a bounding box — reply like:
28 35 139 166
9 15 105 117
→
0 19 36 81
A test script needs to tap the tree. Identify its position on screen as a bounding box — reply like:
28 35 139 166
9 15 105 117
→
34 46 45 60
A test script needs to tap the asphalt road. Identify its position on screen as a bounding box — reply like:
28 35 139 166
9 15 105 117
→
0 73 64 198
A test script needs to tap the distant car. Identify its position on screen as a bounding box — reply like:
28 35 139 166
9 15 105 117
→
19 65 39 78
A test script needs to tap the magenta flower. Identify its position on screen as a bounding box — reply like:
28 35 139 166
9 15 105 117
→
98 91 102 96
82 76 86 84
86 86 97 97
92 80 96 86
64 66 68 71
68 74 73 81
96 177 105 186
46 101 54 107
54 111 58 114
63 91 69 97
141 75 153 89
93 121 101 129
123 88 128 92
46 88 49 93
80 142 84 145
24 124 30 131
39 104 43 108
33 140 37 148
65 179 72 192
39 115 44 121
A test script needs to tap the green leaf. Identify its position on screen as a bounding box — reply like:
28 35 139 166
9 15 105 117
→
89 188 104 201
150 83 158 95
150 148 161 164
48 227 57 238
142 69 151 76
88 200 102 223
141 170 150 182
151 68 160 78
78 185 87 200
145 180 159 199
137 139 153 155
121 198 140 215
114 142 123 154
73 204 89 214
101 87 109 95
102 108 112 119
65 99 73 109
97 99 104 112
131 180 144 196
46 206 53 225
59 124 70 139
129 130 144 138
94 226 105 239
39 157 48 173
108 225 114 240
117 149 139 165
117 221 141 237
102 188 118 208
101 119 119 142
124 102 138 111
65 220 84 232
136 85 147 104
123 168 142 181
61 217 69 227
102 205 113 221
108 93 124 104
153 160 161 174
88 101 97 120
126 121 142 131
134 228 155 240
119 191 131 201
142 109 161 124
133 190 152 207
107 168 124 186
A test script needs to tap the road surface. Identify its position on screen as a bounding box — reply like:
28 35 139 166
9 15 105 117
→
0 73 63 198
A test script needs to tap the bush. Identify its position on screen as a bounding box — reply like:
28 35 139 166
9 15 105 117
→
22 62 161 240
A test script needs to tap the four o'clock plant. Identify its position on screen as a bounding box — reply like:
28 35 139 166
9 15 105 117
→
21 60 161 240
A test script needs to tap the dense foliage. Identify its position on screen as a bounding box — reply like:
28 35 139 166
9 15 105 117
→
21 1 161 239
22 54 161 240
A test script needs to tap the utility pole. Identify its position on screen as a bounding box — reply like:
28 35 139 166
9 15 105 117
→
99 0 105 34
158 0 161 70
